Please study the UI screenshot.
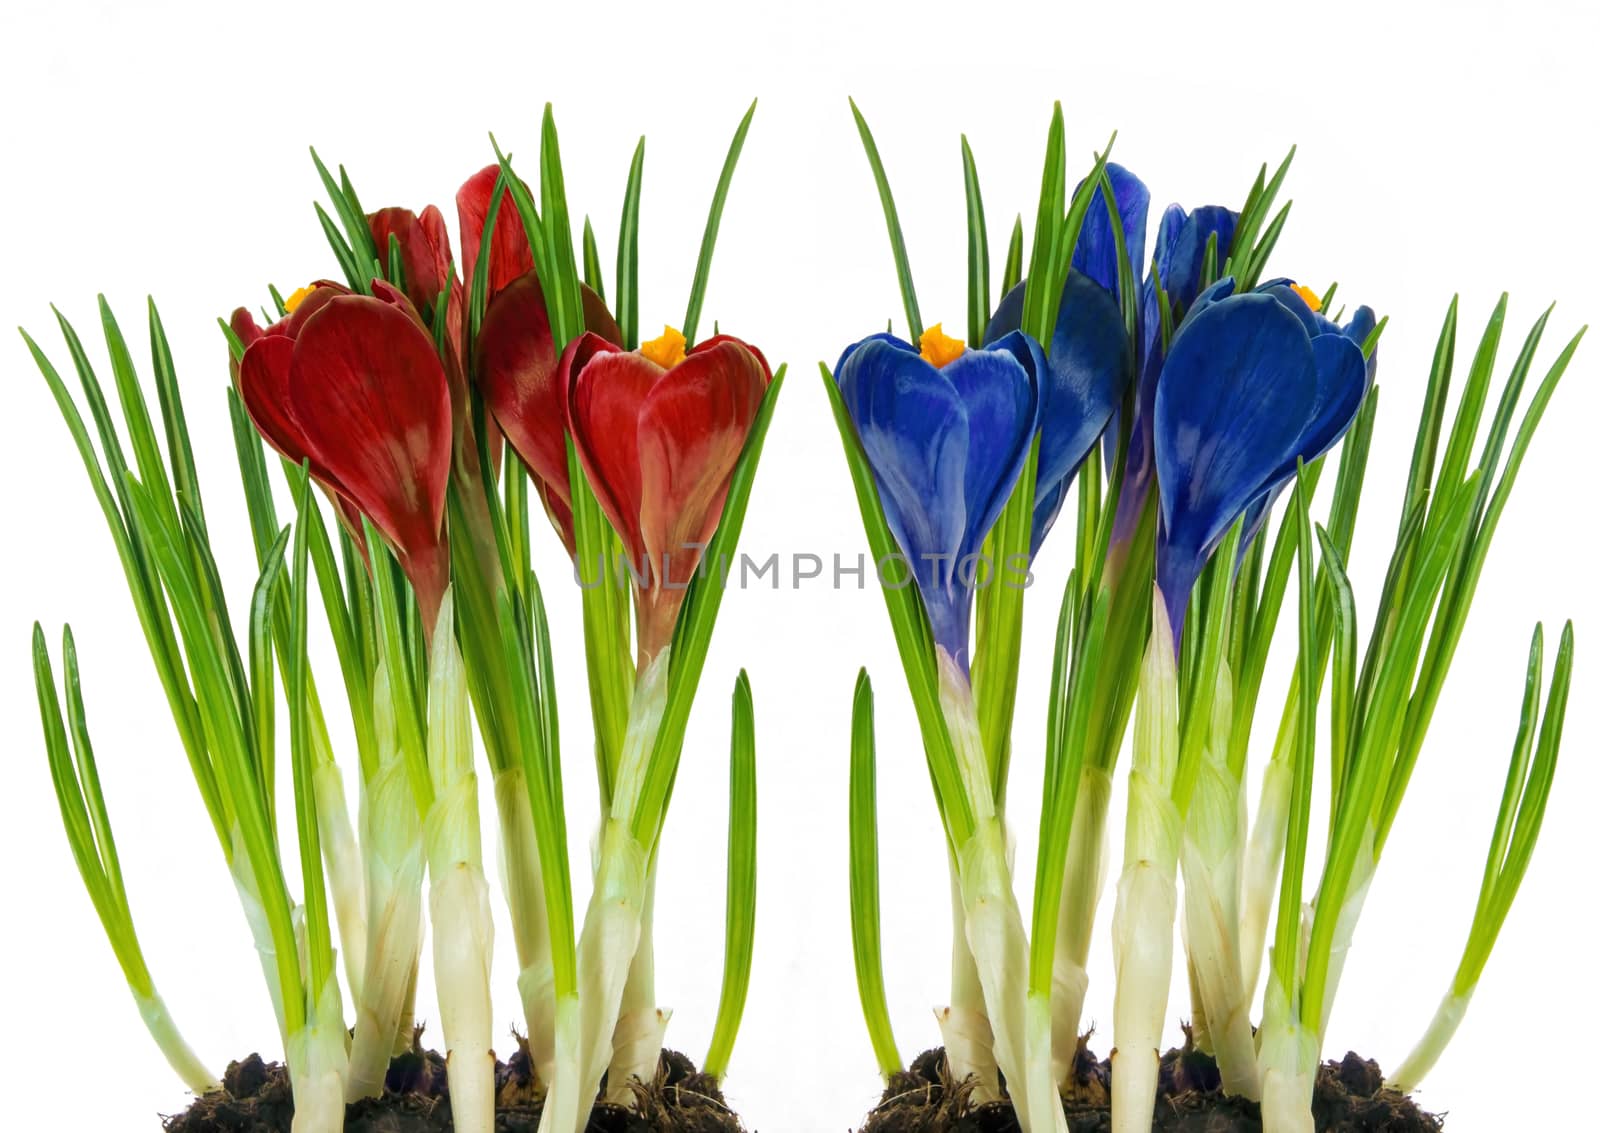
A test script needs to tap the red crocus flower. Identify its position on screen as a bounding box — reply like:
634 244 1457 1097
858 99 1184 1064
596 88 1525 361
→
457 165 534 303
232 281 453 638
484 322 769 662
475 273 622 550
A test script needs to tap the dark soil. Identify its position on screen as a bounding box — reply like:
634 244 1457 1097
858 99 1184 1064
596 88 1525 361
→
857 1040 1442 1132
164 1043 743 1132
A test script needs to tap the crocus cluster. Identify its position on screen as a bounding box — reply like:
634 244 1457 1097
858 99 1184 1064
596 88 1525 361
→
33 118 776 1133
827 105 1576 1133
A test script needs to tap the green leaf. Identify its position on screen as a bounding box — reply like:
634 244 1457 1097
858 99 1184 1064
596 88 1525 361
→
616 137 646 350
1001 215 1025 296
582 216 606 303
961 134 991 345
684 99 757 346
848 98 922 341
704 671 757 1078
847 670 901 1079
1272 460 1318 1003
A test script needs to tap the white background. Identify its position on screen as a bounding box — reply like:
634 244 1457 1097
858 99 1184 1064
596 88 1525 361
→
1 2 1595 1130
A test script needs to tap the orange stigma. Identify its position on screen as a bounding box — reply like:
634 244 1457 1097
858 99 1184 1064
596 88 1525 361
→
641 325 688 369
918 323 965 369
284 285 316 314
1290 283 1323 313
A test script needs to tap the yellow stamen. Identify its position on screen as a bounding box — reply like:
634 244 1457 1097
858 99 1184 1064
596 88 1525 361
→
641 325 688 369
284 285 316 314
918 323 965 369
1290 282 1323 313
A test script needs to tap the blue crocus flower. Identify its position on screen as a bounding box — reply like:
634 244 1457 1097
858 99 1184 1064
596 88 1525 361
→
1069 163 1150 306
1153 277 1372 642
1109 202 1243 549
1231 279 1380 547
983 163 1140 555
835 326 1043 666
985 270 1133 555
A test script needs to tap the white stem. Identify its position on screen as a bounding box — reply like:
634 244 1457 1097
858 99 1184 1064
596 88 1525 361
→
1257 968 1315 1133
228 828 289 1046
573 820 649 1130
606 865 667 1102
423 597 496 1133
1241 712 1297 1007
429 862 495 1131
312 745 367 1006
287 980 350 1133
956 818 1038 1132
534 994 582 1133
1387 986 1472 1093
1314 825 1375 1038
1050 765 1112 1087
940 850 999 1102
346 754 425 1101
133 989 219 1094
1178 661 1260 1099
1110 596 1180 1133
1109 828 1179 1133
1181 838 1259 1097
496 767 555 1084
934 649 1050 1129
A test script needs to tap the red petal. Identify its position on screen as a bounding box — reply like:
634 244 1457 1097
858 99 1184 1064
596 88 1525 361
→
367 206 454 318
457 165 534 301
231 307 265 351
285 294 452 572
690 333 773 384
582 285 624 346
568 345 660 570
477 273 564 497
238 334 321 472
637 338 767 596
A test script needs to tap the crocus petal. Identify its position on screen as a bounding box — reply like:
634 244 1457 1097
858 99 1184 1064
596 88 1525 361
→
1153 292 1319 637
457 165 532 301
637 338 768 591
942 341 1040 564
983 273 1131 554
239 334 319 472
367 205 454 318
1072 162 1150 303
568 347 661 572
477 274 566 500
286 295 452 577
1154 205 1238 313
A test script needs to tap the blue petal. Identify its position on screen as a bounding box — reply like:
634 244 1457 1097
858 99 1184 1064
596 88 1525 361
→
1072 163 1150 304
834 331 916 381
1025 274 1131 552
1153 292 1319 637
1154 205 1239 313
983 276 1131 555
984 279 1026 344
940 343 1040 566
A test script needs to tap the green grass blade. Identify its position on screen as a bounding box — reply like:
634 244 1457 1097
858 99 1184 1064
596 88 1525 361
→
704 671 757 1078
684 99 756 346
848 670 901 1078
961 134 991 345
582 216 606 303
848 98 922 341
616 137 645 350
